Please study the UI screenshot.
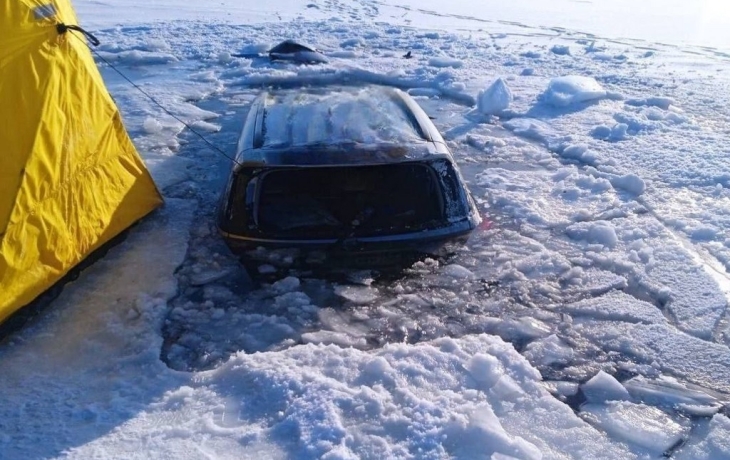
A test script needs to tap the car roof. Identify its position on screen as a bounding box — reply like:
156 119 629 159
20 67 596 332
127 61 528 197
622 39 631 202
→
234 86 451 167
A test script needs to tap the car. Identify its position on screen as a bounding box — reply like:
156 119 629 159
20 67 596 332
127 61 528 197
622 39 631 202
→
216 85 481 270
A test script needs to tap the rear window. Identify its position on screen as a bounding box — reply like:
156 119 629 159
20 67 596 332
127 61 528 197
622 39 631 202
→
256 163 445 238
261 88 425 148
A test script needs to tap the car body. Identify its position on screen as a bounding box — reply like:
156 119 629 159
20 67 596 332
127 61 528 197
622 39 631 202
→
217 85 481 269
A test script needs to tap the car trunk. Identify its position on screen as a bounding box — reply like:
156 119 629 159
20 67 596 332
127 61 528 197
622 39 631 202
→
256 163 445 239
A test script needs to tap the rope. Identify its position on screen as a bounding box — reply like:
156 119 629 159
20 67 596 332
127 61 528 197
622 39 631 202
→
59 24 240 166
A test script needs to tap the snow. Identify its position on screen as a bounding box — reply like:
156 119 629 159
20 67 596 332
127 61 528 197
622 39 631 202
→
4 0 730 458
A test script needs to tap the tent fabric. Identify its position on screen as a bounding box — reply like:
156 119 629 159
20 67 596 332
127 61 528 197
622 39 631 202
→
0 0 163 324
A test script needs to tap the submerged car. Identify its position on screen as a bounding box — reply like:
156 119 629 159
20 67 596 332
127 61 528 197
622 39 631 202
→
217 85 481 269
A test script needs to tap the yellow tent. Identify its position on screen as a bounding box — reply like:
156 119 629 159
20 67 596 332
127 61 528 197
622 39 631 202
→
0 0 163 324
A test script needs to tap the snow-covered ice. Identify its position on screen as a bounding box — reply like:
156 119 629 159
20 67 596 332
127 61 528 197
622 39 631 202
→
4 0 730 458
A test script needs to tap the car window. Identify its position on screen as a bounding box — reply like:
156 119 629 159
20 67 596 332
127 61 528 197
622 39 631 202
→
261 88 424 148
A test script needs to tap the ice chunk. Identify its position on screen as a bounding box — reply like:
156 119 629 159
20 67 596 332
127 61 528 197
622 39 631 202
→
99 49 178 65
340 38 363 48
497 317 552 342
503 118 561 147
239 42 271 56
477 78 513 116
272 276 301 294
544 380 580 397
590 125 612 140
559 144 588 161
623 376 720 416
581 371 630 403
550 45 571 55
334 285 379 304
362 356 395 379
589 224 619 248
428 56 463 68
273 291 311 310
300 330 367 348
689 225 719 241
467 353 503 388
492 454 523 460
441 264 476 279
613 107 688 129
541 76 607 107
610 173 646 195
523 334 574 366
466 134 487 150
566 221 618 248
591 123 629 141
491 374 526 401
190 120 221 133
581 401 688 455
558 290 665 325
610 123 629 141
407 87 441 98
443 404 543 460
626 97 674 110
675 415 730 459
189 268 232 286
143 117 163 134
345 270 376 286
257 264 277 274
520 51 542 59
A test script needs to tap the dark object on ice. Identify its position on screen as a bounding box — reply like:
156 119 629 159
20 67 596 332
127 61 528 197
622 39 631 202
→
403 51 412 59
217 86 481 270
268 39 328 64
